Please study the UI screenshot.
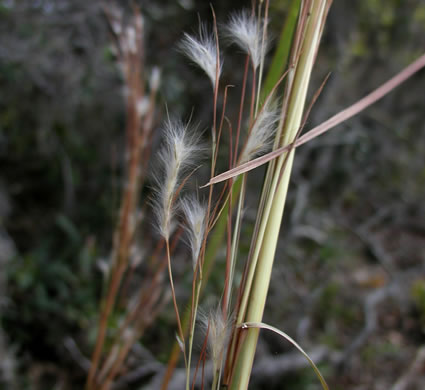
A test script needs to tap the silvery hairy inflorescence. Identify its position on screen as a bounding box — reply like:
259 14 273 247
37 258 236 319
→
153 119 203 240
225 10 269 69
240 100 280 163
180 25 221 87
200 306 231 377
180 196 208 271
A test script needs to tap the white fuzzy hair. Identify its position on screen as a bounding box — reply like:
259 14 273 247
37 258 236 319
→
180 25 221 87
180 196 207 270
154 119 203 239
225 10 269 69
200 306 231 376
240 100 279 163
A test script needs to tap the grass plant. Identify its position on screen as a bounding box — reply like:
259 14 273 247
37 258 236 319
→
85 2 425 389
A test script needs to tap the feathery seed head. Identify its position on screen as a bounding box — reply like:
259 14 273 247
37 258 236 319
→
225 10 268 69
154 119 203 239
240 100 279 163
180 196 207 270
200 307 231 374
180 25 221 87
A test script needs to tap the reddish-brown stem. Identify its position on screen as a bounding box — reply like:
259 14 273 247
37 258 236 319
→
213 85 232 171
249 65 257 126
227 117 234 177
233 56 250 165
86 145 141 390
211 5 220 146
191 320 210 390
222 180 233 319
99 287 163 390
99 229 182 384
165 238 186 365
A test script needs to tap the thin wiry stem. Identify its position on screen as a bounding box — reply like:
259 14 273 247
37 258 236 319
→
222 187 233 320
233 55 250 164
224 174 247 314
181 196 207 390
214 85 233 170
191 321 210 390
204 6 221 248
255 0 270 115
186 279 202 390
166 238 187 368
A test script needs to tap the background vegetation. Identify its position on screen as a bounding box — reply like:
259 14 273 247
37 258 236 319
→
1 0 424 389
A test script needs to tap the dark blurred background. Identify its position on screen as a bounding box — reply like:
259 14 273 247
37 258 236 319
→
1 0 424 389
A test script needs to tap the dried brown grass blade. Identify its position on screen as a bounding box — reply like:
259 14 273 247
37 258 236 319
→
203 53 425 186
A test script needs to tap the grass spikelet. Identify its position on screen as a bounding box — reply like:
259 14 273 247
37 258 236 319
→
154 119 203 240
180 25 221 87
200 306 231 385
180 196 207 271
239 100 279 163
225 10 268 69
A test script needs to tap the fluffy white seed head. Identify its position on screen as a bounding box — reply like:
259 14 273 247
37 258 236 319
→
154 120 203 239
180 26 221 87
225 10 268 69
200 307 231 375
180 196 207 270
240 100 279 163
